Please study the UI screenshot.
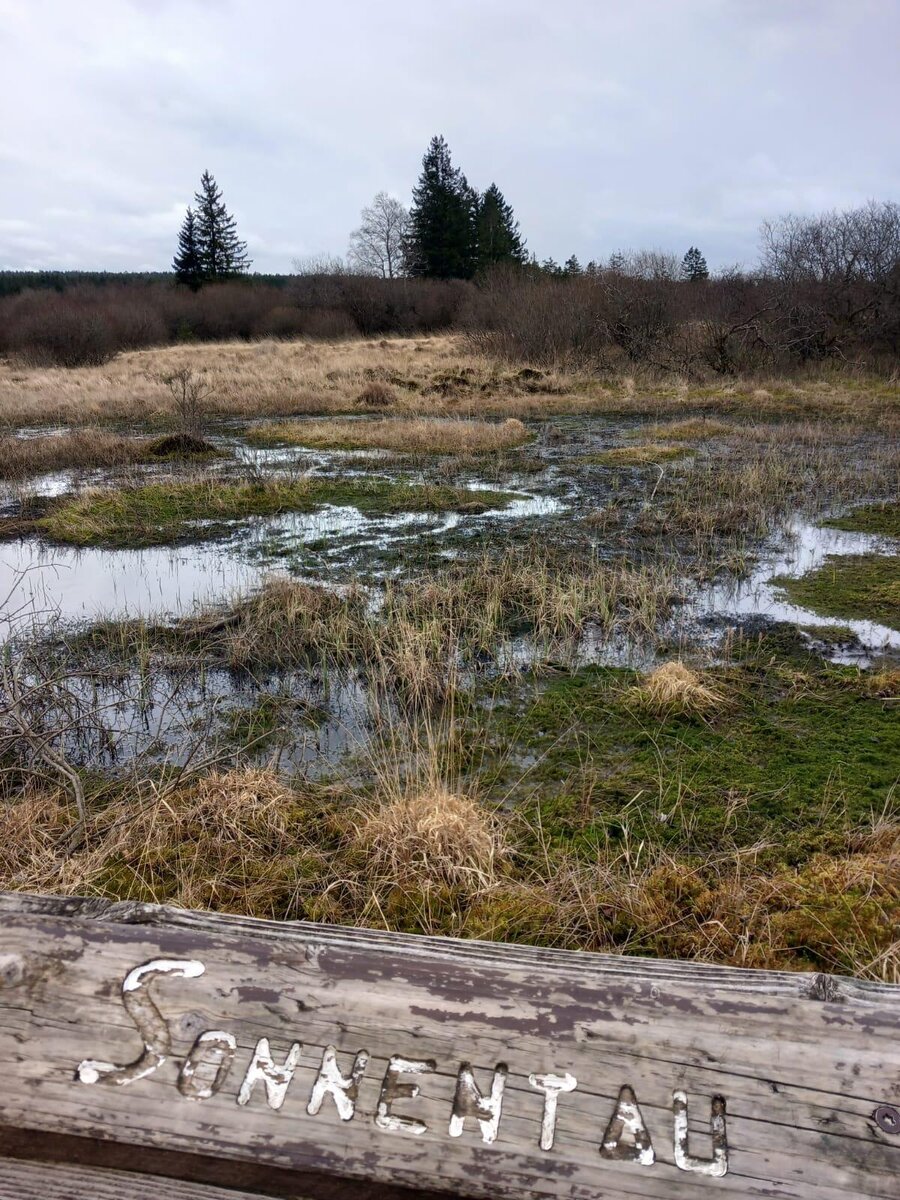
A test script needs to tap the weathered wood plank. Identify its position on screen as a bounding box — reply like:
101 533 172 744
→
0 1157 283 1200
0 891 898 1199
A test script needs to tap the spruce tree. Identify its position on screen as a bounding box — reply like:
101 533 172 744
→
681 246 709 282
406 136 477 279
173 206 204 290
475 183 526 271
193 170 251 280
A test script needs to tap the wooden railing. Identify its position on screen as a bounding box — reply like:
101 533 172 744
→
0 891 898 1198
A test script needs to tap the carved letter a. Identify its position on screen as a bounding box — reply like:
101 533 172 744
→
600 1085 656 1166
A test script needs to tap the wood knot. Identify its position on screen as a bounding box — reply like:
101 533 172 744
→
0 953 25 988
808 973 844 1002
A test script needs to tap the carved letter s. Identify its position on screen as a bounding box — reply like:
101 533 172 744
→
77 958 205 1087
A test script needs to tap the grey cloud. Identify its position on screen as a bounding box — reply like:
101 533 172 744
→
0 0 897 272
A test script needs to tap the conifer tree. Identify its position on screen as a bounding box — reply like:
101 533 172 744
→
681 246 709 282
405 136 477 279
475 183 526 271
564 255 583 276
173 206 204 290
193 170 251 280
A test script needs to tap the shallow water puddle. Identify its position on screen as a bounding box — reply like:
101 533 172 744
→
42 663 374 777
0 487 563 625
691 516 900 659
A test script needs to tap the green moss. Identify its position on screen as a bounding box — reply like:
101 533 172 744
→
773 554 899 630
38 477 515 547
476 648 900 862
824 501 900 538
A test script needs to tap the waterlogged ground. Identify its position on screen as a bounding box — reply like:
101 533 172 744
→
2 343 899 980
1 408 897 778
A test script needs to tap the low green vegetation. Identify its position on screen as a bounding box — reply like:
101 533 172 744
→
773 554 900 630
824 501 900 538
477 644 899 860
37 477 515 547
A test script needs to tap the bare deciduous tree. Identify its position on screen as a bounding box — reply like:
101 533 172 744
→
348 192 408 279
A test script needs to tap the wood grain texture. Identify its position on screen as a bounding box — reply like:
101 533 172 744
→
0 1158 282 1200
0 891 898 1200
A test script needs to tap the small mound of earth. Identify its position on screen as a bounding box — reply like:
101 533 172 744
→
149 433 216 457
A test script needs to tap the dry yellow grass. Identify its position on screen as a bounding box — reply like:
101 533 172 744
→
0 335 585 427
645 417 735 440
866 669 900 699
353 787 507 888
4 772 895 979
0 429 152 478
630 661 725 718
590 443 687 465
2 334 896 429
248 415 530 454
0 770 316 916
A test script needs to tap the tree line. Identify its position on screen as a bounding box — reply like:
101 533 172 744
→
174 137 711 288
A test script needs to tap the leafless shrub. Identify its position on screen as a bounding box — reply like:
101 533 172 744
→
159 367 215 436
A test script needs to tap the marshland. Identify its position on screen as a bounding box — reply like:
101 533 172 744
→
1 319 896 984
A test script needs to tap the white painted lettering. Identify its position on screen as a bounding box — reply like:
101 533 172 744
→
449 1062 508 1145
77 958 205 1087
178 1030 236 1100
375 1055 435 1135
237 1037 303 1111
600 1085 655 1166
673 1090 728 1176
307 1045 370 1121
529 1072 577 1151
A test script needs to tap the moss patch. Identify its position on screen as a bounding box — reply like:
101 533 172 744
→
38 477 515 547
824 502 900 538
773 554 900 630
477 647 900 861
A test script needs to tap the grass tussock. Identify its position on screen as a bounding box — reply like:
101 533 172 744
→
866 669 900 699
629 661 725 718
0 430 152 480
247 415 531 455
354 787 507 888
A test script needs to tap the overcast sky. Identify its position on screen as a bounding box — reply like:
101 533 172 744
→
2 0 898 274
